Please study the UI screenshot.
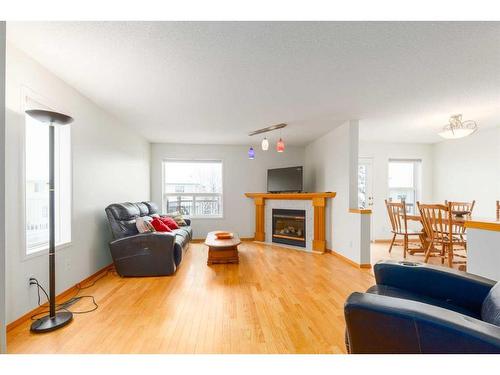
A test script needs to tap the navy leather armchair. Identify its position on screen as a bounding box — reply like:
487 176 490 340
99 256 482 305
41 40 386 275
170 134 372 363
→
344 260 500 353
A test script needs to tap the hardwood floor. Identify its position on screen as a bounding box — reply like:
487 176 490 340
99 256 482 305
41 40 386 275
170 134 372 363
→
7 242 374 354
371 241 467 270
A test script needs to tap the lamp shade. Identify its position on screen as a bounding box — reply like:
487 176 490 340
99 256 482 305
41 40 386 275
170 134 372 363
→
248 146 255 159
276 138 285 152
25 109 74 126
438 114 477 140
261 137 269 151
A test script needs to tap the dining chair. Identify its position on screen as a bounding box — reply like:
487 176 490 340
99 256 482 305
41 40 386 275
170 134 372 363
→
445 200 476 216
417 202 466 268
445 200 475 246
385 199 424 258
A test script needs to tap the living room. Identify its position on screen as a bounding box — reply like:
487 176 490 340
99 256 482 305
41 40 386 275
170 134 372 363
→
1 2 500 372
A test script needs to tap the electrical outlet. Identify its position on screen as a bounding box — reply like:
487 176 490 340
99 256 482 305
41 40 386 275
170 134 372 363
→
27 275 36 288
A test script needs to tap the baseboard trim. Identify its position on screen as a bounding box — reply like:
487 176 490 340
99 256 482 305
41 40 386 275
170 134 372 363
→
326 249 372 269
191 237 255 243
6 263 114 332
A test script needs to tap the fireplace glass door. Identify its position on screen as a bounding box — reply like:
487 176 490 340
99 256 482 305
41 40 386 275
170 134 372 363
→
272 209 306 247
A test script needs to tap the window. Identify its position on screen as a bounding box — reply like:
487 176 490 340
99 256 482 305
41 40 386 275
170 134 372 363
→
162 160 223 218
25 111 71 255
388 159 421 214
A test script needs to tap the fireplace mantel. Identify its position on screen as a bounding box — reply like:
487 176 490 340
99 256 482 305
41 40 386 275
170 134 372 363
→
245 192 336 200
244 192 336 253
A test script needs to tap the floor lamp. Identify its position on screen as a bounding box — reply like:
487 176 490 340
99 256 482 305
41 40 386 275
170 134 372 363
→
25 109 74 333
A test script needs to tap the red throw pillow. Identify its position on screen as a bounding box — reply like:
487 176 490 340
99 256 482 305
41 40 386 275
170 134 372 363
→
151 217 171 232
160 216 179 230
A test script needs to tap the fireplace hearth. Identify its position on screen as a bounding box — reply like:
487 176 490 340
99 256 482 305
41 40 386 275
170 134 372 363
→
272 209 306 247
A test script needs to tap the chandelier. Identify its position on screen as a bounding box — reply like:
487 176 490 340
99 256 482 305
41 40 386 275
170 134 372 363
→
438 114 478 140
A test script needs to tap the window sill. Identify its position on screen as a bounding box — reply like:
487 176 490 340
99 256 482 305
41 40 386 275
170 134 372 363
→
23 241 72 262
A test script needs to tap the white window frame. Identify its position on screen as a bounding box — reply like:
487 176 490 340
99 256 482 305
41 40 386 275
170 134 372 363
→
22 89 72 259
388 159 422 215
161 159 224 219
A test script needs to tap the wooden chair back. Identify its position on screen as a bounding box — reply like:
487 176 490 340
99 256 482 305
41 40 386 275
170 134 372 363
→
497 200 500 221
445 200 475 234
417 202 452 243
445 200 475 216
385 199 408 234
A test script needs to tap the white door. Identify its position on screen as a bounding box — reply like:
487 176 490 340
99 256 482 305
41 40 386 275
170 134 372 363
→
358 157 374 240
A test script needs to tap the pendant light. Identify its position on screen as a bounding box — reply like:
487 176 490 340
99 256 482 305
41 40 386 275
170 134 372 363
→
276 138 285 152
261 137 269 151
247 123 287 156
248 146 255 159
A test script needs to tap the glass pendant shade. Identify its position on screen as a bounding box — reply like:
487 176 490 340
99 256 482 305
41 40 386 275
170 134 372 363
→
261 137 269 151
438 114 478 140
248 146 255 159
276 138 285 152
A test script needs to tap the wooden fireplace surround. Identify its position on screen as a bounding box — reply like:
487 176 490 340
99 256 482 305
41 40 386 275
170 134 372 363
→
244 192 336 253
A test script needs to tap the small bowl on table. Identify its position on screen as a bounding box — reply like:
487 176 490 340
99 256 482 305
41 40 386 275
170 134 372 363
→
214 231 234 240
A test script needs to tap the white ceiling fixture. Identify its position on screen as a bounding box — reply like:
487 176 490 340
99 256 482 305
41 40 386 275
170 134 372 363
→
438 114 478 139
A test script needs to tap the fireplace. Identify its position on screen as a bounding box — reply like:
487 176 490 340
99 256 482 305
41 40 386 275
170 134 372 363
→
272 209 306 247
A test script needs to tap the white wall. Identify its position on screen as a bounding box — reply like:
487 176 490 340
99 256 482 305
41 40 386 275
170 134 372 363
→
359 141 434 239
0 21 6 353
5 44 151 323
432 127 500 218
305 121 370 264
151 143 305 239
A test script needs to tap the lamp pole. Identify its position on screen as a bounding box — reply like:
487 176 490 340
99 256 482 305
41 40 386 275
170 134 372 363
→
26 109 74 333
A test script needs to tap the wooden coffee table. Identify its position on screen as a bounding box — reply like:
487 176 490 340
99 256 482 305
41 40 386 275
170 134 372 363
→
205 231 241 265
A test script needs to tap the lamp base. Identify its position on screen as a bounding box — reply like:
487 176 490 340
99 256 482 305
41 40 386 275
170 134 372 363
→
30 311 73 333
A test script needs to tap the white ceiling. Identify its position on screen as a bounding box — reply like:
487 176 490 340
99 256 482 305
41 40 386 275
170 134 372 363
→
7 21 500 145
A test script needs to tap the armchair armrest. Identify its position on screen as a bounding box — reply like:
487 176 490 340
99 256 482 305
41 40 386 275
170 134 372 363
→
373 260 496 313
109 232 176 276
345 292 500 354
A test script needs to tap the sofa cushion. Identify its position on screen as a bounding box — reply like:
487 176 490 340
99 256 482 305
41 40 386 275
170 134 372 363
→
482 282 500 327
175 226 192 240
160 216 180 230
151 217 172 232
367 284 481 319
107 202 140 221
166 212 188 226
136 202 149 216
142 201 160 216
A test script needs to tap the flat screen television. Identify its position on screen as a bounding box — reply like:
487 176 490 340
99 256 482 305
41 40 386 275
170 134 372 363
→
267 166 303 193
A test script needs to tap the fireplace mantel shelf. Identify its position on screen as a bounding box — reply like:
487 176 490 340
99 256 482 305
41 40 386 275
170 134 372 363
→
245 192 336 253
244 192 336 200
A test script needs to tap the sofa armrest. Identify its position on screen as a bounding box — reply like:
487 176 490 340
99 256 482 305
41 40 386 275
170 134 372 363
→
373 260 496 313
109 232 177 276
345 292 500 354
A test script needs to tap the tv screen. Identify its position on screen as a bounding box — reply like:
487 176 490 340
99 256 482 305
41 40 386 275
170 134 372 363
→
267 166 303 193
